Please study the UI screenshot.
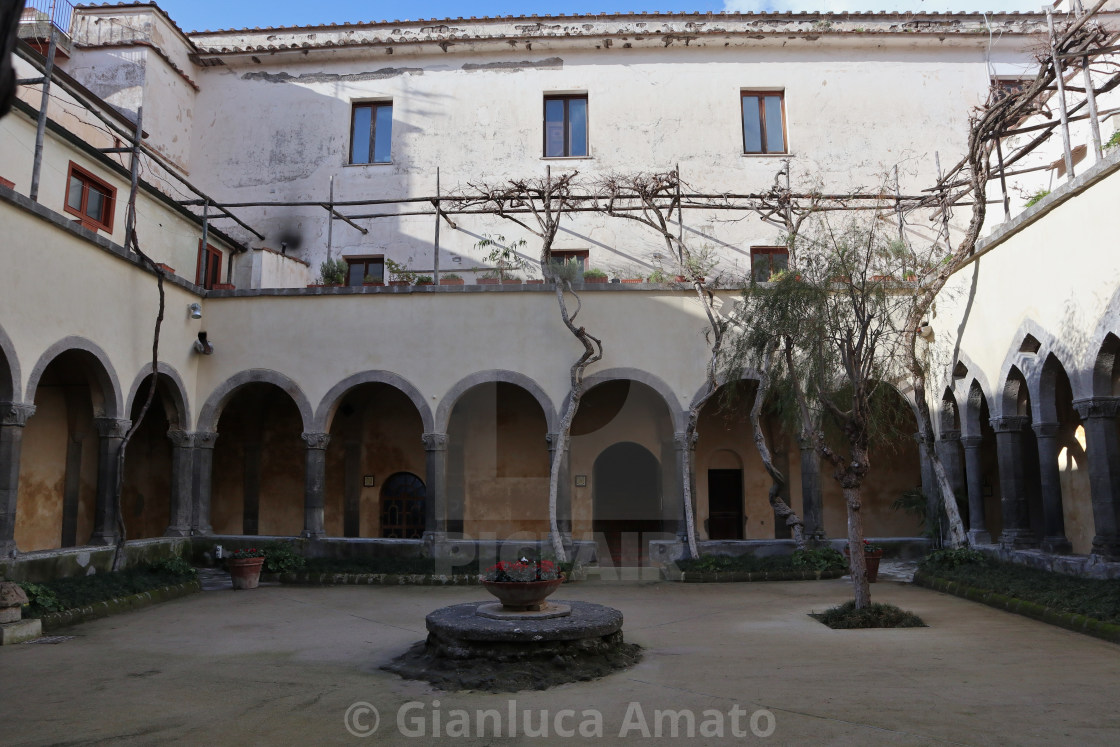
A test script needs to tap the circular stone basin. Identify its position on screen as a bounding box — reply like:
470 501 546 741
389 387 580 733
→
382 600 641 692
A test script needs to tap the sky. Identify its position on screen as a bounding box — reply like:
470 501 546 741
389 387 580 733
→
149 1 1049 33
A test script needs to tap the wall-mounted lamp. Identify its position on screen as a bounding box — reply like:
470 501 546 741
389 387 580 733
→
188 302 202 320
193 331 214 355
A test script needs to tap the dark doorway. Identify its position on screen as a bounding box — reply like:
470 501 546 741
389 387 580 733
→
707 469 744 540
380 472 426 539
593 442 662 565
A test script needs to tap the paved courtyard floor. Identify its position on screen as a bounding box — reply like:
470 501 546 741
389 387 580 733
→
2 575 1118 745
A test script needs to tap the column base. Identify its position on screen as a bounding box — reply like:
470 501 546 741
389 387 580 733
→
1091 535 1120 562
191 525 214 536
967 529 992 545
0 540 16 559
300 529 324 540
1040 536 1072 554
164 526 192 538
998 528 1038 549
88 532 118 546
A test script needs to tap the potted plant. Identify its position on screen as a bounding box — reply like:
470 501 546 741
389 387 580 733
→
415 275 434 286
583 268 609 283
362 273 384 287
310 258 347 287
228 547 266 590
647 268 669 283
480 558 563 611
475 234 529 282
439 273 464 286
843 540 885 583
385 258 416 286
477 270 501 285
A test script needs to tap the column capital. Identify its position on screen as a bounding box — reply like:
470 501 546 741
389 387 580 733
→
194 431 219 450
166 429 195 448
545 432 565 452
960 435 984 449
938 429 961 443
422 432 449 451
0 402 35 427
673 431 697 451
93 417 132 439
912 432 931 445
1031 421 1062 438
300 432 331 450
1073 397 1120 420
989 415 1030 433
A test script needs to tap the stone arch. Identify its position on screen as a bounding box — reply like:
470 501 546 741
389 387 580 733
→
579 367 685 432
435 370 557 434
0 323 20 403
941 387 962 432
962 378 992 440
197 369 314 433
124 363 191 430
1001 365 1031 419
1091 332 1120 398
25 336 123 418
687 369 764 412
314 370 433 433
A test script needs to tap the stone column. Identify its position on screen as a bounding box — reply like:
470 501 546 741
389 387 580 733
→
1032 421 1071 554
1073 397 1120 560
191 431 217 535
300 432 330 539
90 417 131 545
960 435 991 544
165 430 195 537
0 403 35 558
936 430 965 497
915 433 940 538
990 415 1037 548
798 435 825 540
422 432 449 540
545 433 572 538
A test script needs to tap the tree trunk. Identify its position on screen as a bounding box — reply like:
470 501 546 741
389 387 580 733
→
844 486 871 609
751 348 805 547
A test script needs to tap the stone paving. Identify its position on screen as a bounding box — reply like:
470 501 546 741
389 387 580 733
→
2 573 1118 745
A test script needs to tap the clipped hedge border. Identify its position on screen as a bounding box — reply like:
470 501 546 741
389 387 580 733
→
36 580 201 632
662 568 845 583
913 570 1120 645
271 572 481 586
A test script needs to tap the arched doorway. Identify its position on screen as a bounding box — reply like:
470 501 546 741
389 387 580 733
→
593 442 661 565
380 472 426 539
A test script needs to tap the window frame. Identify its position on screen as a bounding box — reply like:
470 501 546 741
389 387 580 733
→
740 90 787 155
750 246 789 282
64 161 116 232
195 240 223 290
550 249 589 272
543 93 589 159
345 256 385 285
349 101 393 165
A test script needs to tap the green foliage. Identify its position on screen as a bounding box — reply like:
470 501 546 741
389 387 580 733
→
440 273 462 281
1024 189 1050 208
317 258 348 285
263 543 307 574
921 547 990 570
582 267 608 280
475 234 528 280
811 600 927 629
892 488 928 530
150 556 198 578
385 258 416 284
791 547 846 572
19 582 63 614
19 561 197 618
920 558 1120 624
415 275 433 284
546 257 582 284
647 268 668 283
676 554 799 573
1104 131 1120 151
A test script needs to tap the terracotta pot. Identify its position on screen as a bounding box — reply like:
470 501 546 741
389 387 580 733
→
501 279 522 285
480 578 563 610
843 547 884 583
620 278 643 284
477 278 500 285
388 280 410 286
526 279 545 284
583 276 609 283
439 279 464 285
228 557 265 590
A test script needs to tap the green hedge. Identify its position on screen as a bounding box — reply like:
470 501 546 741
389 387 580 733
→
20 559 197 618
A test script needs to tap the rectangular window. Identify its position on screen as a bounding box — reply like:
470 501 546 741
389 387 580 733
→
741 91 786 154
346 256 385 285
64 162 116 232
750 246 789 282
350 102 393 164
544 94 588 158
550 249 588 272
196 241 222 289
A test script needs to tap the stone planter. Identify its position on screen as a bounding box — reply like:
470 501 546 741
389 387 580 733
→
229 557 265 590
480 578 563 611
